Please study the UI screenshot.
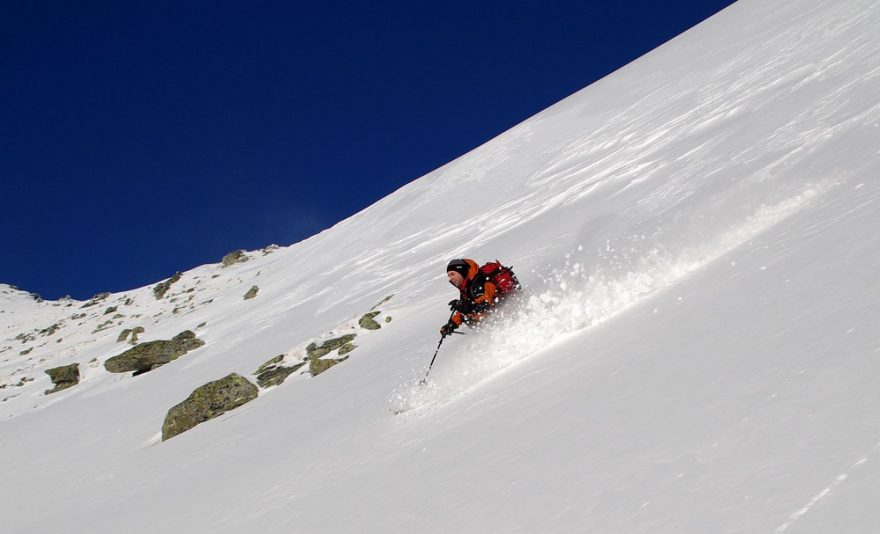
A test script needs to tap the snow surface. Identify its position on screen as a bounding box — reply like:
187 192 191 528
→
3 0 880 531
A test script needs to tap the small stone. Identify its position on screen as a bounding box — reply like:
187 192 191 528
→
359 311 382 330
243 286 259 300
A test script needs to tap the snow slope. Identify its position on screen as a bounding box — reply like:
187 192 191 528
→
2 0 880 531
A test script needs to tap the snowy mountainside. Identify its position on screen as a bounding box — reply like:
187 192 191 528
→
3 0 880 531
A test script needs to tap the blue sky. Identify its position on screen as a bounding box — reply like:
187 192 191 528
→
1 1 735 300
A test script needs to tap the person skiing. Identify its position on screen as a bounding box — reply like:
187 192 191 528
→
440 258 520 337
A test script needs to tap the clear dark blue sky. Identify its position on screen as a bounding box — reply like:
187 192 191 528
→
2 0 735 300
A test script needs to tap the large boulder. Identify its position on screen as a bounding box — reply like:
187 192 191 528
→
45 363 80 394
161 373 258 441
104 331 204 374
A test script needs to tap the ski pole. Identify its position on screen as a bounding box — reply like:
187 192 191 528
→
421 310 456 384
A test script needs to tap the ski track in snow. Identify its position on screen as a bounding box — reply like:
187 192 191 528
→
775 440 880 532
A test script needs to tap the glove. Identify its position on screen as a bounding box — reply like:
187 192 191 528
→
448 299 473 314
440 321 458 337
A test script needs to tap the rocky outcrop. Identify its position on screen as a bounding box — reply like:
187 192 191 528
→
243 286 259 300
358 311 382 330
117 329 133 343
41 323 61 336
45 363 80 394
117 326 145 344
256 363 305 388
221 250 249 267
81 292 111 308
309 356 349 377
306 334 357 360
337 342 357 356
254 354 306 388
153 272 182 300
161 373 258 441
104 331 204 375
255 355 284 374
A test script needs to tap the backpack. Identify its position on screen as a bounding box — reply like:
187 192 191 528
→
479 261 520 295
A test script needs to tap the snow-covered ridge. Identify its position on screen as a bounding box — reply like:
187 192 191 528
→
3 0 880 531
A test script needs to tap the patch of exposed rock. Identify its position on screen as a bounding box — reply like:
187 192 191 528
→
306 334 357 360
359 311 382 330
243 285 259 300
153 271 182 300
221 250 249 267
118 326 146 344
45 363 80 394
254 354 307 388
104 331 204 375
161 373 258 441
309 356 349 377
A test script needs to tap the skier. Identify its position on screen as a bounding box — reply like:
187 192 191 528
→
440 258 520 337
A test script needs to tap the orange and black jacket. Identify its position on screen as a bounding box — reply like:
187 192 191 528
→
450 259 499 327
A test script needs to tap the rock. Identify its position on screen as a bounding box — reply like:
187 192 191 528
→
153 272 182 300
93 320 114 333
385 316 392 323
117 329 133 343
20 348 33 356
359 311 382 330
173 330 196 340
371 294 394 310
161 373 258 441
243 286 259 300
254 354 306 388
309 356 348 377
81 292 111 307
41 323 61 336
338 343 357 356
221 250 249 267
256 363 305 388
306 334 357 360
104 331 205 374
255 354 284 375
104 306 117 315
44 363 80 394
131 326 145 344
261 244 280 256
